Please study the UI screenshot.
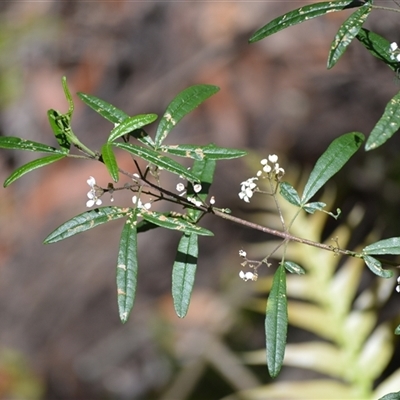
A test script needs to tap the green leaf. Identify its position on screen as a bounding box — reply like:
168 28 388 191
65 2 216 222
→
107 114 157 144
327 4 372 69
116 212 138 323
172 233 198 318
154 84 219 147
48 110 71 153
301 132 364 204
161 143 247 160
356 28 399 73
249 0 358 43
61 76 74 115
303 201 327 214
280 182 301 207
365 91 400 151
101 143 119 182
140 209 213 236
362 255 393 279
362 237 400 255
395 325 400 335
44 207 131 243
4 154 65 187
378 392 400 400
283 261 305 275
266 264 288 378
0 136 63 154
113 142 200 183
78 92 129 124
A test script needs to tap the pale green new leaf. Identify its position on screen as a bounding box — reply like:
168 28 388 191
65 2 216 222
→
161 143 246 160
44 207 131 243
357 28 399 73
301 132 364 204
116 212 138 323
78 92 129 124
266 264 288 378
396 325 400 335
114 142 199 183
4 154 66 187
101 143 119 182
0 136 63 154
155 84 219 147
303 202 327 214
362 237 400 255
140 209 213 236
283 261 305 275
327 3 372 69
280 182 301 207
363 255 393 279
249 0 357 43
107 114 157 143
365 91 400 151
172 233 198 318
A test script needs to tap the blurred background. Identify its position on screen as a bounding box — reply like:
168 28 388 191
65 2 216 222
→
0 1 400 399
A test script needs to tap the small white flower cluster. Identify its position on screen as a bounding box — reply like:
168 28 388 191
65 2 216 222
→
256 154 285 180
390 42 400 62
238 249 258 282
86 176 103 207
176 181 210 207
239 177 258 203
396 276 400 293
132 195 151 210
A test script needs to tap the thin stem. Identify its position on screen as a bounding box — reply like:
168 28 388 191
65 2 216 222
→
371 4 400 12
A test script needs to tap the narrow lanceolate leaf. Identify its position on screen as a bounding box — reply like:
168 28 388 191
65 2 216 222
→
303 201 327 214
4 155 65 187
62 76 74 114
113 142 199 183
161 143 247 161
280 182 301 207
140 209 213 236
44 207 131 243
266 264 288 378
357 28 399 73
48 110 71 153
107 114 157 143
116 212 138 323
365 92 400 151
283 261 305 275
101 143 119 182
327 4 372 69
0 136 63 154
363 238 400 255
363 255 393 279
172 233 198 318
78 92 129 124
249 0 357 43
301 132 364 204
378 392 400 400
154 84 220 147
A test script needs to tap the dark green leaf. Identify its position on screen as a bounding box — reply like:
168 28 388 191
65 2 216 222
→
116 212 138 323
283 261 305 275
365 91 400 151
4 154 65 187
161 143 247 160
249 0 357 43
48 110 71 153
303 201 327 214
172 233 198 318
362 237 400 255
44 207 131 243
280 182 301 207
107 114 157 145
101 143 119 182
0 136 63 154
155 85 219 147
356 28 398 72
327 4 372 69
140 209 213 236
301 132 364 204
113 142 200 183
362 255 393 279
78 92 129 124
266 264 288 378
378 392 400 400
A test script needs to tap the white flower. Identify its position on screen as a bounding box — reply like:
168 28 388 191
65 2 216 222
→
86 176 103 208
239 177 258 203
390 42 398 52
132 196 151 210
193 183 202 193
210 196 216 205
239 270 258 282
268 154 278 163
396 276 400 293
187 196 202 207
176 183 185 192
239 249 247 258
